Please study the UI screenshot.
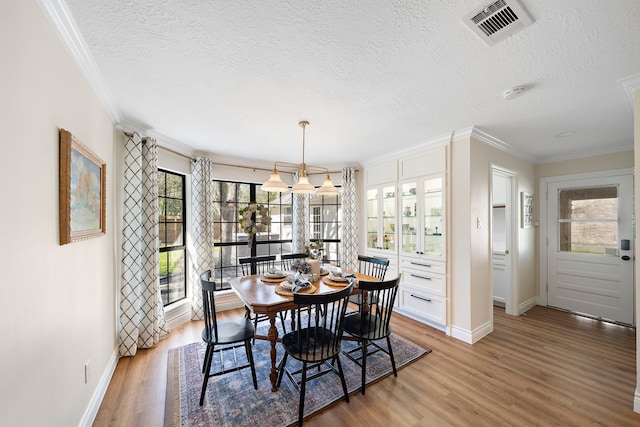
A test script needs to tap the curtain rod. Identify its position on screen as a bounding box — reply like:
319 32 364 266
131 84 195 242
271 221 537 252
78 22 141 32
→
156 144 352 175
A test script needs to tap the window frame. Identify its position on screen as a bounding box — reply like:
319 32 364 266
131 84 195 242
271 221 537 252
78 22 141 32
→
158 169 187 306
211 180 342 289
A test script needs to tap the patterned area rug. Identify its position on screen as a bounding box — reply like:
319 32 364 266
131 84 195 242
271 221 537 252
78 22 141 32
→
164 324 431 427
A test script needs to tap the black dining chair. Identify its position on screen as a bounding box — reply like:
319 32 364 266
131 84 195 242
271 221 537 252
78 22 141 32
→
349 254 390 306
239 255 286 339
239 255 277 276
342 276 400 395
199 270 257 406
277 283 354 426
280 253 309 271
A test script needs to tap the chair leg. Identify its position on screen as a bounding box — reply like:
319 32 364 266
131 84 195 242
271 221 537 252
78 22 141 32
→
199 343 214 406
202 344 213 374
361 339 368 395
298 361 307 427
276 353 288 387
253 315 259 344
386 335 397 376
335 355 350 403
245 339 258 389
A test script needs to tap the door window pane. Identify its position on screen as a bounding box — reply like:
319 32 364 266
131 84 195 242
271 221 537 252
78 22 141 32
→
558 186 618 255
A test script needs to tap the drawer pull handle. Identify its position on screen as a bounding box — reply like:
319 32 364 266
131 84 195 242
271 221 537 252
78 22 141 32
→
410 273 432 280
410 294 432 302
410 261 432 268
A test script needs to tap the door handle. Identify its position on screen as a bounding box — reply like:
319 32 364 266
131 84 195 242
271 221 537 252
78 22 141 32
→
622 255 631 261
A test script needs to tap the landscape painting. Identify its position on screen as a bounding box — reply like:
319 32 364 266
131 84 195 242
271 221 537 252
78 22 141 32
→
59 129 106 245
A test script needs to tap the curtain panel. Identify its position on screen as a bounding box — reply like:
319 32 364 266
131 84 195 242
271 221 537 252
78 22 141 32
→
190 157 215 320
119 133 169 357
292 170 310 253
341 167 358 270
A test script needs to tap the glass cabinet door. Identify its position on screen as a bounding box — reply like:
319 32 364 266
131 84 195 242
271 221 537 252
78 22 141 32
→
401 182 418 254
366 188 379 250
381 185 396 251
423 177 443 257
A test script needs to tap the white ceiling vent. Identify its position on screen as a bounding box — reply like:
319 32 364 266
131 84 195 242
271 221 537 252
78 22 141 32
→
463 0 533 46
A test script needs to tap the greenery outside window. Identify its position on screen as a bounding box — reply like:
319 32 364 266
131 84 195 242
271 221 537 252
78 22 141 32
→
158 170 186 306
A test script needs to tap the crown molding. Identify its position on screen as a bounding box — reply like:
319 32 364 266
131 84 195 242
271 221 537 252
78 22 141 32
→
535 142 634 165
468 127 537 163
38 0 121 123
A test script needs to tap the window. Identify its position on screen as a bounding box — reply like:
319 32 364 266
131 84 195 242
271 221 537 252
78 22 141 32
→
558 186 618 255
211 180 342 288
309 192 342 264
158 170 187 305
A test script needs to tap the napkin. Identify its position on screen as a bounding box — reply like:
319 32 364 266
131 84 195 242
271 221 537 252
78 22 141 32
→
330 268 356 282
267 267 285 276
287 273 311 293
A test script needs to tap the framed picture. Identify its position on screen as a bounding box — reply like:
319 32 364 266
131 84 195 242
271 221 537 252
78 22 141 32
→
59 129 106 245
521 191 534 228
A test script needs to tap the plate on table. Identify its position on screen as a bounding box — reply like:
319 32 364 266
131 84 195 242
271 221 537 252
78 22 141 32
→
320 267 330 276
261 273 286 283
327 274 349 283
323 276 354 287
276 281 316 296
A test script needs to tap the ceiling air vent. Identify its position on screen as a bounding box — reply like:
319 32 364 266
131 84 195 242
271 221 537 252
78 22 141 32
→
463 0 533 46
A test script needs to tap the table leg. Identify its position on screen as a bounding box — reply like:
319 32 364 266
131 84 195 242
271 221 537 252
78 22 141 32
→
267 314 279 391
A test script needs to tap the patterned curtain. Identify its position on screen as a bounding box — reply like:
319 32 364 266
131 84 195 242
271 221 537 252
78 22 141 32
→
292 170 310 252
341 167 358 270
190 157 215 320
119 133 169 357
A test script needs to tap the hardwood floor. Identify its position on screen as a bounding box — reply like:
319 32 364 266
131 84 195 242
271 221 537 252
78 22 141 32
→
93 306 640 426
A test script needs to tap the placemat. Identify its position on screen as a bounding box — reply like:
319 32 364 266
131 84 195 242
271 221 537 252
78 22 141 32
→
261 275 287 283
275 283 317 296
322 277 354 287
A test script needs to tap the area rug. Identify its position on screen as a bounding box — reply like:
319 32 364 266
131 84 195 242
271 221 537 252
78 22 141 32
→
164 326 431 427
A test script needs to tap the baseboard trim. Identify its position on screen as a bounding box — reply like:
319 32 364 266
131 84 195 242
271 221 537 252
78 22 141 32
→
79 348 118 427
634 387 640 413
451 319 493 344
519 296 538 314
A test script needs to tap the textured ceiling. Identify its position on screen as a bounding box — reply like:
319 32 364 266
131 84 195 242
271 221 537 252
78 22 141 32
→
57 0 640 166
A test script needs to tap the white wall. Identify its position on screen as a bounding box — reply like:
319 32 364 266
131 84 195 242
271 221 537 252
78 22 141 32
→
0 2 118 426
449 131 536 343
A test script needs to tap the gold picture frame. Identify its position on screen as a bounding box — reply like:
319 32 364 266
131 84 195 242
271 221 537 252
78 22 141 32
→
521 191 534 228
59 129 106 245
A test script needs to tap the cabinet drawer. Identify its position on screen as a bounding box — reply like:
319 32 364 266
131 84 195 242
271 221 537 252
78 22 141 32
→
401 258 445 275
401 286 446 325
402 270 445 296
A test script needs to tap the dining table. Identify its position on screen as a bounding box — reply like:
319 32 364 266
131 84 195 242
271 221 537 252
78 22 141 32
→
229 268 378 392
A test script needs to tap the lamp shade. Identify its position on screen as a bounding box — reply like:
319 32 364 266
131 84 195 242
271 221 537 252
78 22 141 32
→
316 175 340 195
262 171 289 192
291 174 316 194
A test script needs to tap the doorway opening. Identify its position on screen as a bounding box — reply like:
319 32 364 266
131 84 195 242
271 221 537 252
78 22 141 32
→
491 167 518 316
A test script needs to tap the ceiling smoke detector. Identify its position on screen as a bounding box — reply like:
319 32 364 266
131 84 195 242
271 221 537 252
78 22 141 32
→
503 86 526 100
463 0 533 46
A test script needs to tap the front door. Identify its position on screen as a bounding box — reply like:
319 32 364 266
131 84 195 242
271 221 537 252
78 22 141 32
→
547 174 634 325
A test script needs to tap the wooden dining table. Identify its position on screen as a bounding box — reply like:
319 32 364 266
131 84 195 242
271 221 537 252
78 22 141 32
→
229 269 377 391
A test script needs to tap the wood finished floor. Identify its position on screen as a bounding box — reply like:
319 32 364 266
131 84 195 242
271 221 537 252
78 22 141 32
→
93 306 640 426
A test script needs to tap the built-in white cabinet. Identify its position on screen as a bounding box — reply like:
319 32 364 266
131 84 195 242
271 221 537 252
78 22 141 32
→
395 145 449 332
363 159 398 279
365 184 397 253
492 252 507 305
399 175 445 260
363 146 448 331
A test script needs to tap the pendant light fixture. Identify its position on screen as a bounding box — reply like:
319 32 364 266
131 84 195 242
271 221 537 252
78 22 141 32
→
261 121 340 195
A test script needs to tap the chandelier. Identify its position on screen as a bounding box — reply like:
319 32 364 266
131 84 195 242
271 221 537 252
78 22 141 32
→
261 121 340 195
